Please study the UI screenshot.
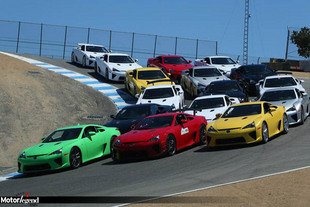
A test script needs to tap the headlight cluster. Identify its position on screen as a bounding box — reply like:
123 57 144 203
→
19 152 26 158
242 122 255 129
49 148 62 155
148 135 160 142
207 126 217 132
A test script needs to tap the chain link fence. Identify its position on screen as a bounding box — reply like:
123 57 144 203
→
0 20 219 65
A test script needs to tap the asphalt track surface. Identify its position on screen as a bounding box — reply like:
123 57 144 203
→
0 56 310 207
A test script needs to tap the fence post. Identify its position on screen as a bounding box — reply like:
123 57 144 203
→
215 41 218 55
63 26 67 59
16 21 21 53
153 35 157 57
109 30 112 51
257 57 260 64
39 23 43 56
87 28 90 43
174 37 178 55
285 28 290 61
131 32 135 57
195 39 199 59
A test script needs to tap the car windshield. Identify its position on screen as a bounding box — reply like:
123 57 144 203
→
190 97 225 109
260 90 296 101
115 106 151 120
138 70 166 80
134 116 174 130
243 65 271 74
43 128 82 143
264 77 297 87
207 82 241 93
109 55 134 63
211 57 236 65
86 46 108 53
163 57 188 64
194 68 222 77
142 88 174 99
222 104 261 118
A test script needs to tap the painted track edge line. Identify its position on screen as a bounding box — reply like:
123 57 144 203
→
113 165 310 207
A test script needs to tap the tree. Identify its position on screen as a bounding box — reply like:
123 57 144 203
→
290 27 310 58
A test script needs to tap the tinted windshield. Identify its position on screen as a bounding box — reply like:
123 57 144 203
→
190 97 225 109
43 128 82 143
207 82 241 93
194 68 222 77
261 90 296 101
109 55 134 63
243 65 271 74
142 88 174 99
116 106 151 120
138 70 166 80
264 77 297 87
163 57 188 64
86 46 108 53
222 104 261 118
134 116 174 130
211 57 236 65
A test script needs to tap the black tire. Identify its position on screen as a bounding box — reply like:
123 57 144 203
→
110 136 117 154
300 107 305 125
70 147 82 169
94 62 98 71
166 135 176 156
261 122 269 144
199 124 207 145
105 68 109 80
282 114 289 134
82 56 86 67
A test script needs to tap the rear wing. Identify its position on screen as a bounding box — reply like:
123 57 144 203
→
146 79 174 85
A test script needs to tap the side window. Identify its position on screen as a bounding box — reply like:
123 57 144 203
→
172 86 178 95
157 57 162 63
81 45 85 51
175 114 186 125
189 68 193 76
224 96 230 106
133 70 137 79
83 126 97 138
263 103 270 114
103 55 108 62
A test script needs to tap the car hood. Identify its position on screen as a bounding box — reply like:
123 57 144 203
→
186 107 227 121
137 97 176 107
163 64 192 71
108 62 142 71
117 128 165 143
194 76 228 86
23 140 78 156
212 64 241 72
268 99 297 110
105 119 139 134
85 51 107 57
213 115 262 130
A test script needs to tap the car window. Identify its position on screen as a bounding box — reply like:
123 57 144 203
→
157 57 162 63
163 57 188 64
43 128 82 143
86 46 108 53
138 70 166 80
264 77 297 87
132 70 137 79
204 58 211 64
211 57 236 65
83 126 97 138
134 116 174 130
260 90 296 101
115 106 151 120
142 88 174 99
263 103 270 114
193 68 222 77
81 45 85 51
103 55 108 62
222 104 262 118
109 55 134 63
190 97 225 109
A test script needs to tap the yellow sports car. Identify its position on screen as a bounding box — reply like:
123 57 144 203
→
125 67 174 96
206 101 289 147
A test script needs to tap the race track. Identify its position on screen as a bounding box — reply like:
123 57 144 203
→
0 56 309 207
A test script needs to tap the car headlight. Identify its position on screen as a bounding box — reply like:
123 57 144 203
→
114 139 121 146
238 97 245 102
287 106 296 112
148 135 160 142
89 55 95 59
207 126 217 132
112 68 120 72
49 149 62 155
242 122 255 129
19 152 26 159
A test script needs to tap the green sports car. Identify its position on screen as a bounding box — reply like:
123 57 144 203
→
18 124 120 173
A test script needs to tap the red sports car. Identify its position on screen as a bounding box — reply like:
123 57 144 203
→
147 55 193 80
111 112 207 161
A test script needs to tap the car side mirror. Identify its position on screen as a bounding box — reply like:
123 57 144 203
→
88 131 96 136
188 60 192 63
110 114 115 119
300 80 305 83
135 59 139 62
215 113 222 119
41 137 46 141
129 72 133 76
135 94 140 98
180 119 188 124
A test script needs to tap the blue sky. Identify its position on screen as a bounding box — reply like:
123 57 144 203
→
1 0 309 61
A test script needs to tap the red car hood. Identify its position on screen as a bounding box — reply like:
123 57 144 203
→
118 128 167 143
163 64 192 71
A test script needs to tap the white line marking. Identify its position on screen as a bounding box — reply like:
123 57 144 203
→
113 165 310 207
75 78 97 83
88 83 112 88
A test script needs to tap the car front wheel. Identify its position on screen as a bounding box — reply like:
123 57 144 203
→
70 147 82 169
261 122 269 144
166 135 176 156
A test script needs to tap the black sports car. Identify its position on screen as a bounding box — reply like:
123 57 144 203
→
105 104 173 134
203 80 248 102
230 64 277 96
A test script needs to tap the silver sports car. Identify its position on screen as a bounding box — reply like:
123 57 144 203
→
259 87 310 125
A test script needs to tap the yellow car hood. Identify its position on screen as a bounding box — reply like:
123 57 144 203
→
213 115 262 130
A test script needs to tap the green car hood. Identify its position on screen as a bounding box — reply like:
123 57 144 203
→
23 140 78 156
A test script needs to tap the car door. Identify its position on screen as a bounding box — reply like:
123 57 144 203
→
77 45 85 63
263 103 280 136
81 126 102 160
174 114 192 149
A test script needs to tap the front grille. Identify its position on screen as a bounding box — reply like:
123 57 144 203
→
249 131 257 140
54 157 63 166
27 154 47 158
218 127 240 131
291 114 298 122
24 163 51 172
216 137 246 145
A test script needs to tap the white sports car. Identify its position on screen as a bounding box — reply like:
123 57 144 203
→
95 53 142 82
259 87 309 125
136 85 185 110
185 95 239 122
194 55 241 76
71 43 109 67
257 74 306 96
180 66 229 97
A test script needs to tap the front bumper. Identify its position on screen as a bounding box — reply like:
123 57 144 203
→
18 154 69 173
207 127 261 147
287 110 301 125
109 70 126 82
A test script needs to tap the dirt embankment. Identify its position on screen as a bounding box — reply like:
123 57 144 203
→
0 53 116 168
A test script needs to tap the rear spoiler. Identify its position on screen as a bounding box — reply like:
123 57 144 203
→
173 107 202 116
146 79 175 85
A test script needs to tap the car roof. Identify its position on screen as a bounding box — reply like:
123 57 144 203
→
57 124 103 130
108 53 130 56
158 55 184 58
192 66 219 70
78 43 104 47
144 84 176 89
264 74 295 79
193 94 227 100
206 56 231 58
